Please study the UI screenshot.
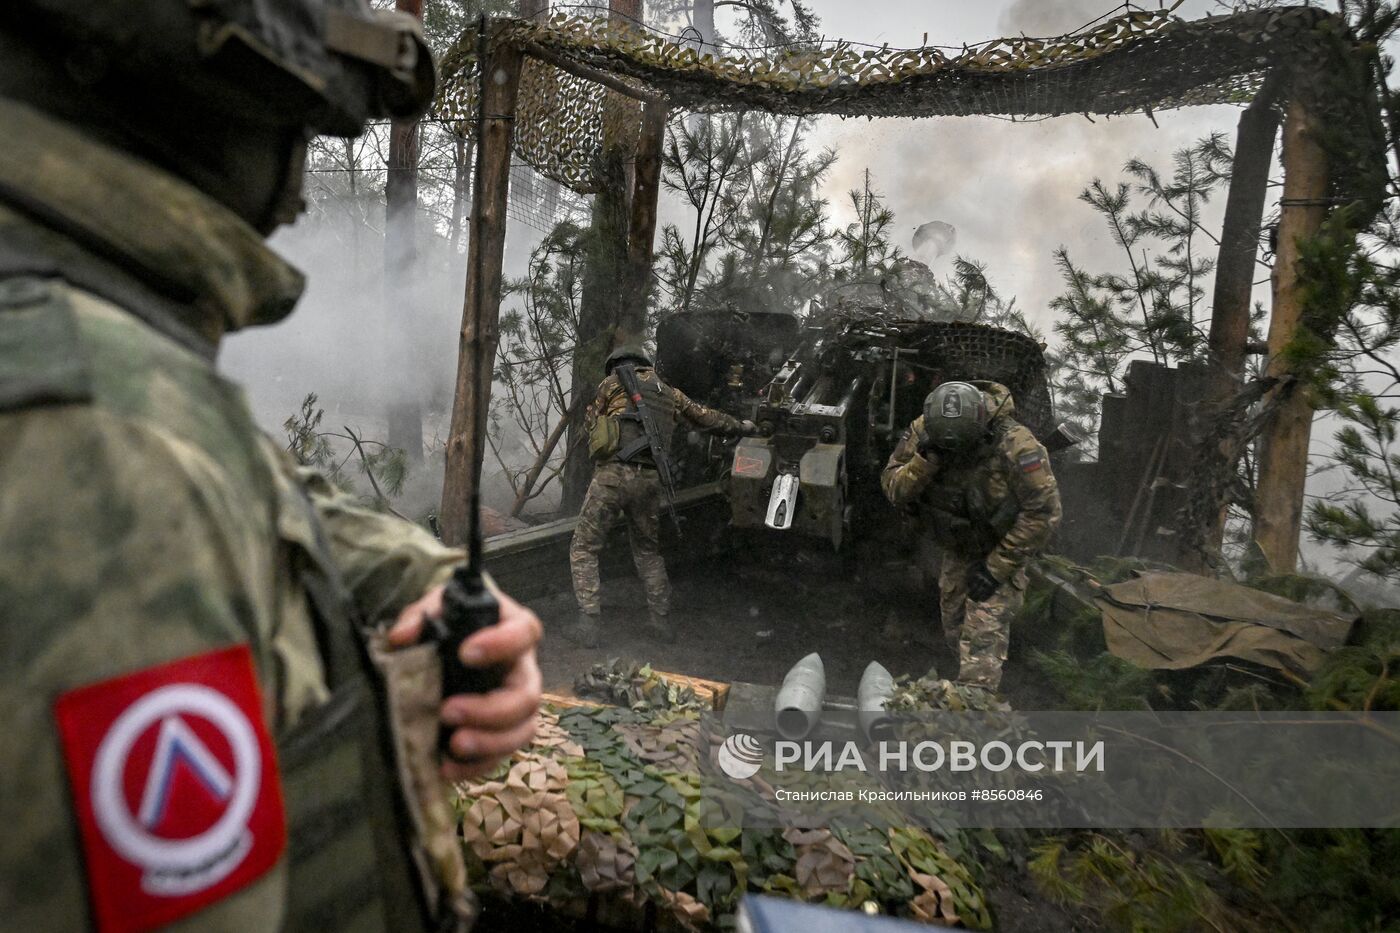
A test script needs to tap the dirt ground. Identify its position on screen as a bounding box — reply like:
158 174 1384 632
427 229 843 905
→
533 553 949 697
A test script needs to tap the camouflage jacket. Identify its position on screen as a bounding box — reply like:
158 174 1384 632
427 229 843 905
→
585 367 744 438
880 383 1061 581
0 99 464 931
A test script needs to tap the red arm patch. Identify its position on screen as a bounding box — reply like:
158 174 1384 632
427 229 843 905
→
53 645 285 933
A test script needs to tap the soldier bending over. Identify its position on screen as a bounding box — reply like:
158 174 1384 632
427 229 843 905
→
881 382 1061 690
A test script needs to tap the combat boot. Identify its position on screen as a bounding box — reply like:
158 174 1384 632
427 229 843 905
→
644 612 675 644
567 612 600 648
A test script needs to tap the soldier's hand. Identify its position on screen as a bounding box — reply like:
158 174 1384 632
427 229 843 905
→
966 562 1001 602
389 584 544 780
738 419 760 436
914 428 934 458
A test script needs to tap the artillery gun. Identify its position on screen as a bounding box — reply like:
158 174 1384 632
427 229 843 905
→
657 310 1065 553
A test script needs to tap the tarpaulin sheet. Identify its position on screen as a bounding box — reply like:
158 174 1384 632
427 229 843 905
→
1094 572 1355 675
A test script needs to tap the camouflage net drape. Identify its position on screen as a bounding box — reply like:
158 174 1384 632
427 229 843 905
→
456 700 991 929
436 5 1353 194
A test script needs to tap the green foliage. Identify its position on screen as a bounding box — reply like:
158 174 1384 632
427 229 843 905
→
667 114 835 315
834 169 902 279
1304 609 1400 710
282 392 410 509
1307 395 1400 579
1049 135 1234 444
1031 831 1262 933
491 220 588 510
1030 649 1157 711
657 113 758 313
284 392 333 469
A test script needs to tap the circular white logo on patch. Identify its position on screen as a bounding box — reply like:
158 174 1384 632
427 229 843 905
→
717 732 764 781
91 684 260 895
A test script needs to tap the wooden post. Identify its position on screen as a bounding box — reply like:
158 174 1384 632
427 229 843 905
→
439 35 524 547
1185 83 1280 564
1253 96 1329 572
621 99 668 338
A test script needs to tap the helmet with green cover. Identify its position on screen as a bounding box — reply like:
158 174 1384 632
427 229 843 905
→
605 345 654 374
0 0 435 137
922 381 992 450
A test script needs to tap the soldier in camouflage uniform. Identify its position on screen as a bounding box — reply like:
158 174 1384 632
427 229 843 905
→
569 346 756 647
0 4 541 931
881 382 1061 690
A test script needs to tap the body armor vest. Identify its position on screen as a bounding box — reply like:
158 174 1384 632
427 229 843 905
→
614 371 678 467
919 427 1019 558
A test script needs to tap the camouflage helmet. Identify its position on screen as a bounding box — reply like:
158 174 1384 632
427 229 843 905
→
0 0 436 137
922 382 991 450
605 345 654 374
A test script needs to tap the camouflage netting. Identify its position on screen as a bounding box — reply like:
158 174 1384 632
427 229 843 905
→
436 5 1354 193
454 666 990 929
831 321 1055 438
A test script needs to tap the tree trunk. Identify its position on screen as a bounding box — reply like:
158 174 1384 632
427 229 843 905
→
384 0 426 463
1253 95 1329 573
449 133 474 253
439 35 525 547
1174 82 1280 570
622 99 668 340
560 0 644 514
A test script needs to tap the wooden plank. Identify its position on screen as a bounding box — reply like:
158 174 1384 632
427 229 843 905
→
440 32 524 546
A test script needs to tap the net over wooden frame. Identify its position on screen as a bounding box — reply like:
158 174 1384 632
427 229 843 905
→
435 6 1360 194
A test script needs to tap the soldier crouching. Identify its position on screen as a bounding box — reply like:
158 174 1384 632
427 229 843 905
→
569 346 755 647
881 382 1062 690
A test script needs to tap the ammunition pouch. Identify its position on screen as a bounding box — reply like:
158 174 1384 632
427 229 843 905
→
588 414 621 462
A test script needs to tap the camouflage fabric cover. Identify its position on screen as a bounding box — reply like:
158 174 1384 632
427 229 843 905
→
881 383 1060 689
456 695 991 930
571 369 744 617
0 99 464 930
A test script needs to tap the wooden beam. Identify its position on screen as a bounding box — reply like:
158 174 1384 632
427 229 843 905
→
1254 96 1328 572
439 36 524 547
519 40 664 104
621 98 669 338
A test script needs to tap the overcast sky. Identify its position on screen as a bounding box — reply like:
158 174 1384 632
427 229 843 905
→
750 0 1255 329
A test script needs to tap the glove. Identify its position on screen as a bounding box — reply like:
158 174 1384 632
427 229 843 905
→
966 562 1000 602
914 427 935 458
738 419 760 436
